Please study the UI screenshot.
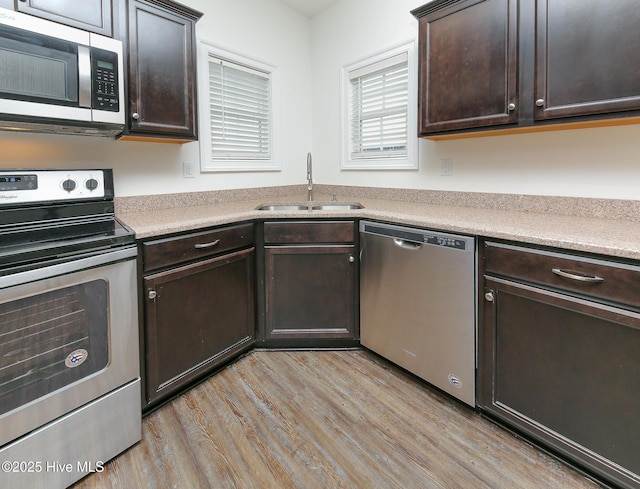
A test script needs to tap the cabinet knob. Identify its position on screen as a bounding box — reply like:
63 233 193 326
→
507 103 516 111
148 289 157 300
132 112 141 120
484 291 494 302
349 255 355 263
535 99 545 107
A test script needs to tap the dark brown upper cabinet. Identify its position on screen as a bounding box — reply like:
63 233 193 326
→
413 0 518 135
14 0 114 36
534 0 640 121
412 0 640 138
119 0 202 142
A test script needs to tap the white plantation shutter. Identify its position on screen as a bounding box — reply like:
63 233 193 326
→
349 52 408 160
208 56 271 160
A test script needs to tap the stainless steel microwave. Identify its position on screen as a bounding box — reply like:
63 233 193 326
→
0 8 124 137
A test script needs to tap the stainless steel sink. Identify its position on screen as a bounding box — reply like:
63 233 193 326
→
257 204 310 211
311 203 363 210
256 202 363 211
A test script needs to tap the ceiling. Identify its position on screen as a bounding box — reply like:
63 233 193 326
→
279 0 341 18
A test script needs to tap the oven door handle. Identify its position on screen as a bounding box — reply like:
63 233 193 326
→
0 246 137 289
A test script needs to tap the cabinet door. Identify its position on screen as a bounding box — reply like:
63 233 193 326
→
144 248 255 405
16 0 113 36
535 0 640 120
265 245 356 340
479 277 640 489
126 0 198 139
417 0 518 134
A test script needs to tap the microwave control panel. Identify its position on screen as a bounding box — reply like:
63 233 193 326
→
91 47 120 112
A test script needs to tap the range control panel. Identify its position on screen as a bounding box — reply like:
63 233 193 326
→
0 170 107 205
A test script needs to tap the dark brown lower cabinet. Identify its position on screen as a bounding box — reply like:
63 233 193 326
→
265 245 355 340
479 241 640 489
262 221 358 345
144 248 255 406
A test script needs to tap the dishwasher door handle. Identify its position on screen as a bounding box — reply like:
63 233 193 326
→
393 239 422 250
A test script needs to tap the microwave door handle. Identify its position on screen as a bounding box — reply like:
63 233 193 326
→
78 45 92 108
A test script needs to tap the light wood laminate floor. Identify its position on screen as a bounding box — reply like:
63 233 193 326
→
73 350 603 488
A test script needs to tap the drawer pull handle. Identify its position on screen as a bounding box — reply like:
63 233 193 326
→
551 268 604 283
195 239 220 249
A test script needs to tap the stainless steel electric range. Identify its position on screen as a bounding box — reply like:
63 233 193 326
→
0 169 141 489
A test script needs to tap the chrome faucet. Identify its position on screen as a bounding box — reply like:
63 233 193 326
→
306 152 313 202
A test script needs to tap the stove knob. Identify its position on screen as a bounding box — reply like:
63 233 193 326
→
62 179 77 192
85 178 99 191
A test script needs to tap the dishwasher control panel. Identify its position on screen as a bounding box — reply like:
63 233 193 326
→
423 233 467 250
360 222 472 251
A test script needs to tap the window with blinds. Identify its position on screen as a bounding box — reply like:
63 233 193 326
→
199 42 280 172
350 53 408 160
341 42 417 170
208 57 271 160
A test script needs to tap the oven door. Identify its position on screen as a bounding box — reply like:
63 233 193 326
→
0 246 139 447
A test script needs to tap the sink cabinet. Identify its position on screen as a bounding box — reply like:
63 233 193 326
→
478 240 640 489
261 221 359 347
13 0 114 36
117 0 202 142
412 0 640 137
140 223 255 409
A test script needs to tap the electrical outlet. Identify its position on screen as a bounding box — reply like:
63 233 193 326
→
440 158 453 176
183 161 196 179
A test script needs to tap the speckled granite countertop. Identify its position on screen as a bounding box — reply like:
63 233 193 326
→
116 185 640 261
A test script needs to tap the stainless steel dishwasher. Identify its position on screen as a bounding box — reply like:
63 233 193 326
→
360 221 476 406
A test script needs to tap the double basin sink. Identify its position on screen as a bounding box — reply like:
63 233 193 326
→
257 203 363 211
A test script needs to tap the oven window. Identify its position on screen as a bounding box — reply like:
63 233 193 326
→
0 280 109 416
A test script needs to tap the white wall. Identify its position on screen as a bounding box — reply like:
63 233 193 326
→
1 0 639 200
0 0 313 197
311 0 640 200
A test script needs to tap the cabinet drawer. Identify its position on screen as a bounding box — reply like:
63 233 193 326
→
143 223 254 272
264 221 354 244
484 241 640 308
